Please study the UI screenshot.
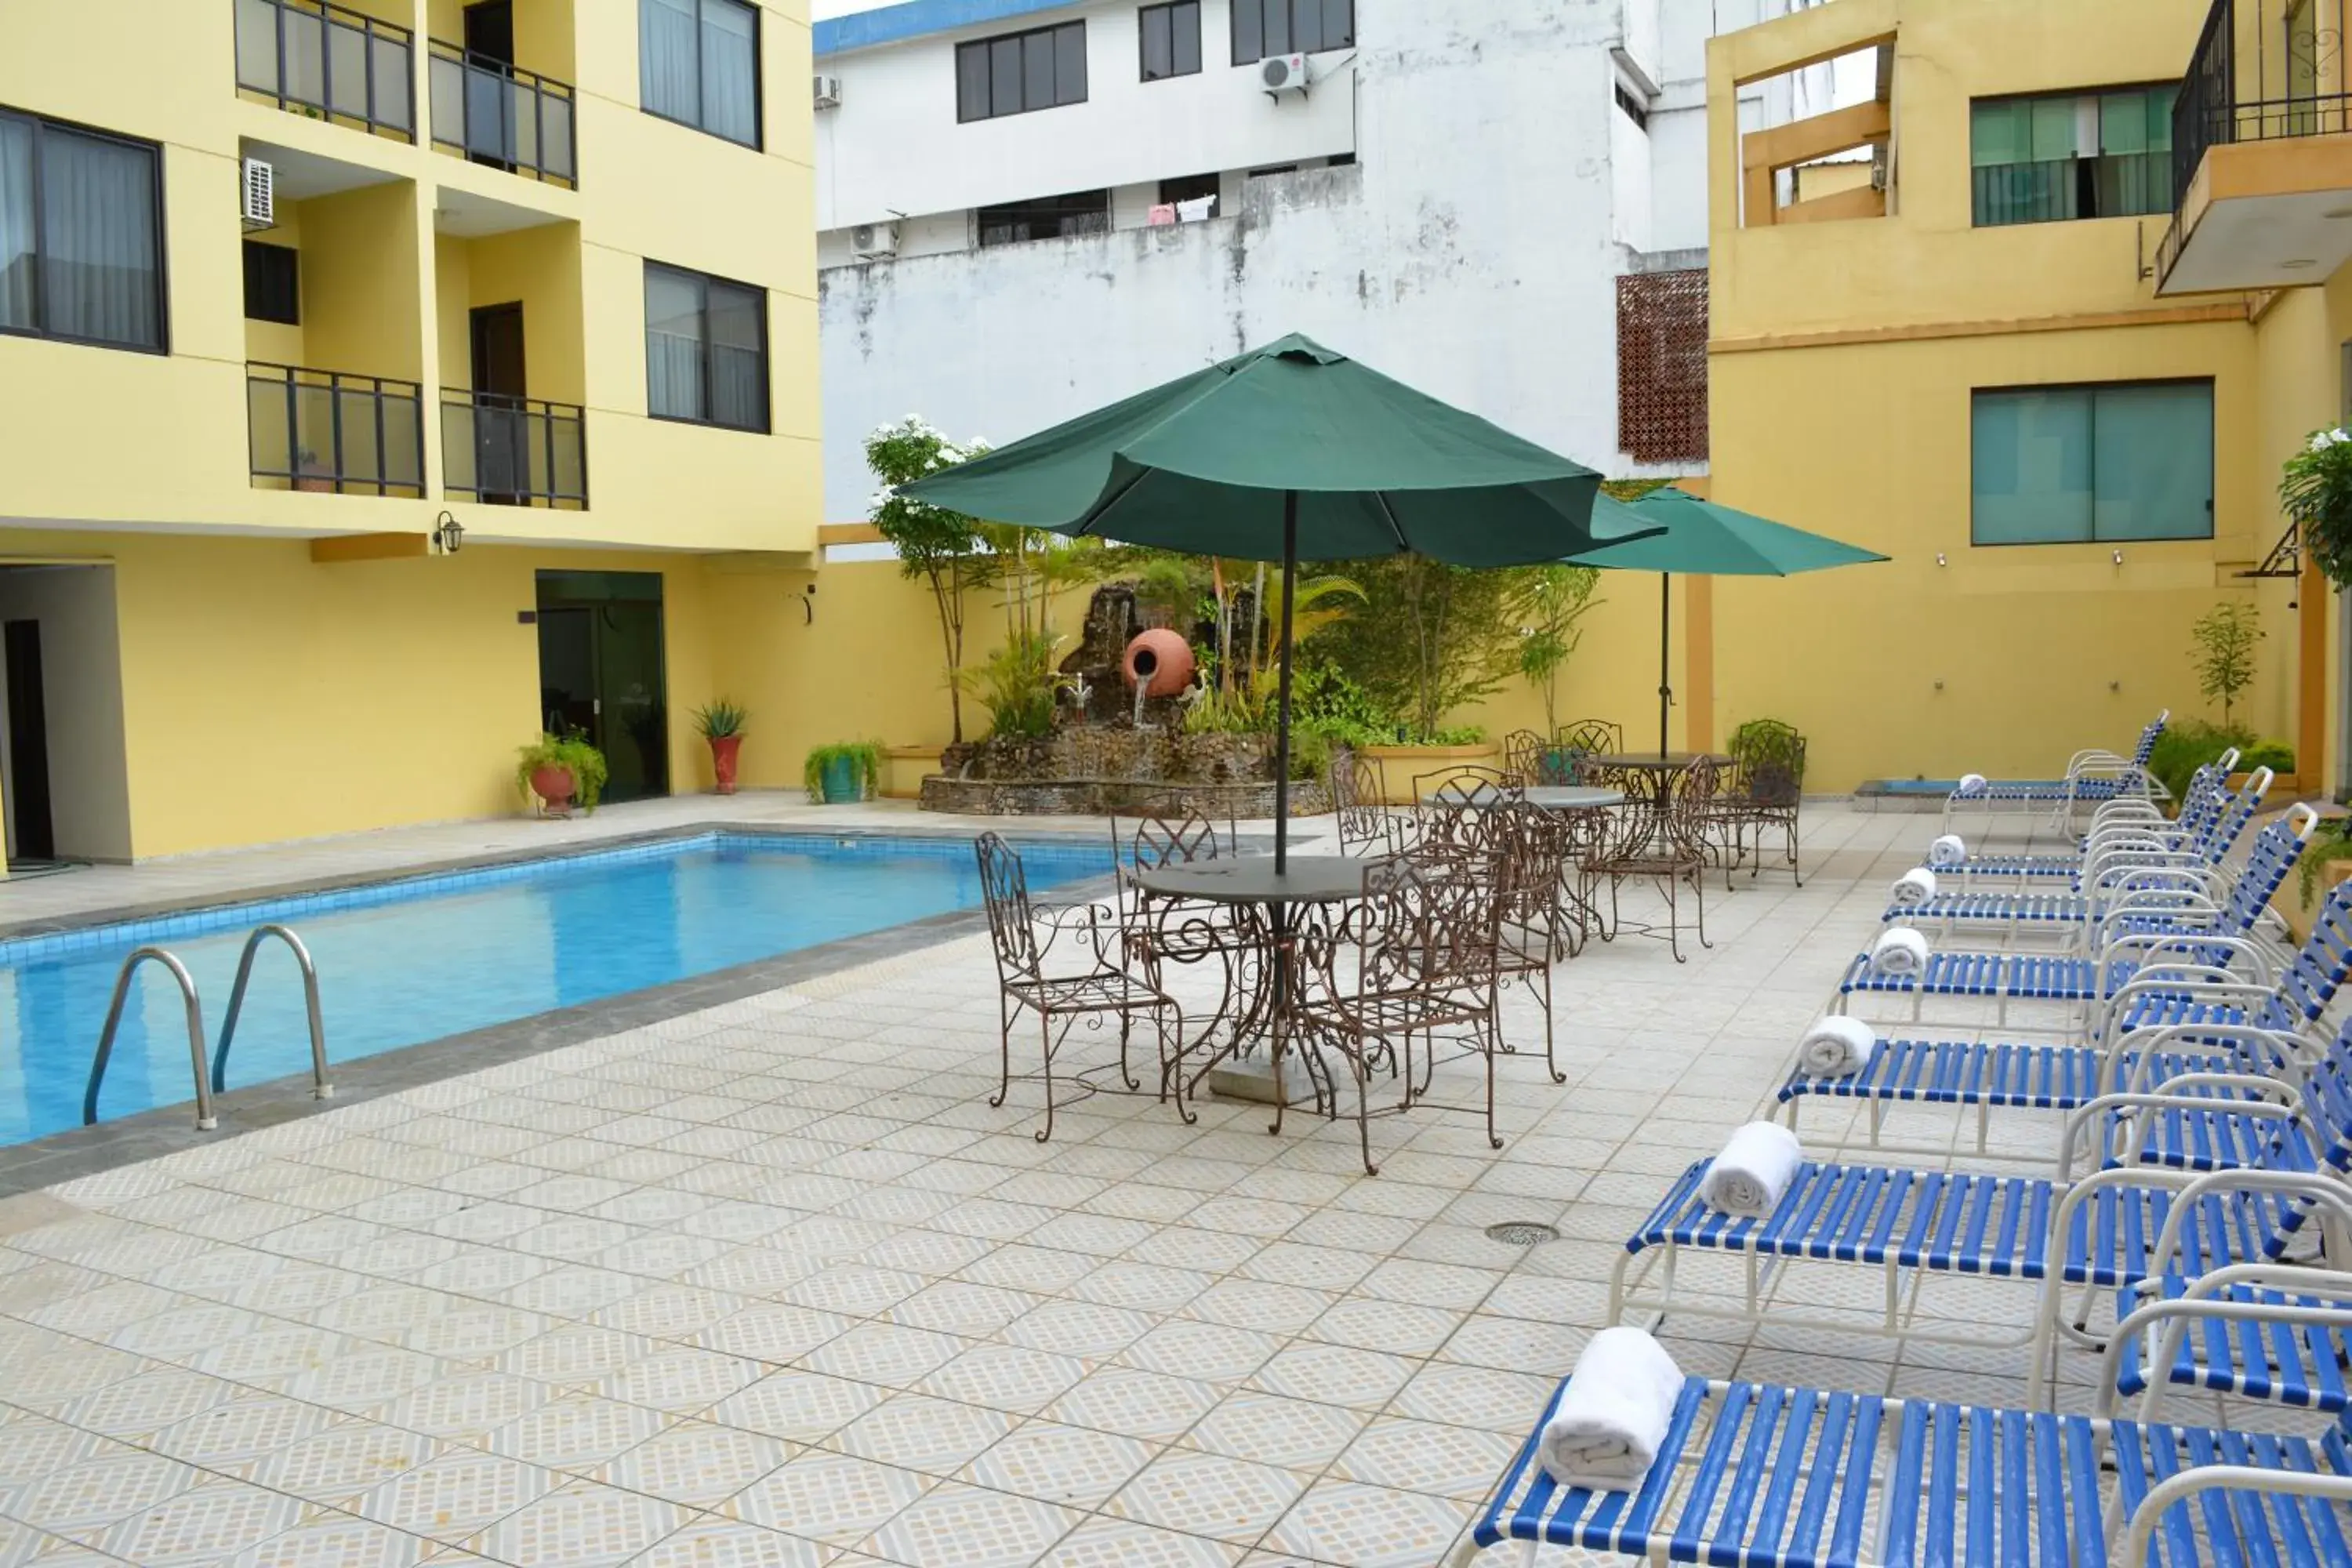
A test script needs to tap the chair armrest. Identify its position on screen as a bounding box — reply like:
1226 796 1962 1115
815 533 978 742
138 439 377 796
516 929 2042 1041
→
2056 1083 2301 1181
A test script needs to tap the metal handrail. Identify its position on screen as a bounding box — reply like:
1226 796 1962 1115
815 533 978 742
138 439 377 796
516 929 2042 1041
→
426 38 578 186
440 387 590 508
212 924 332 1103
84 949 213 1131
247 361 427 499
234 0 417 142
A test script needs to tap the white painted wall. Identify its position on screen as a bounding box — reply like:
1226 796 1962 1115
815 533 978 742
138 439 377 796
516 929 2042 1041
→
817 0 1831 517
815 0 1358 233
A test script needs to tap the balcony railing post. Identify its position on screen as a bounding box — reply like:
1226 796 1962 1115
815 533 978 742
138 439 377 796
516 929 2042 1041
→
328 372 345 496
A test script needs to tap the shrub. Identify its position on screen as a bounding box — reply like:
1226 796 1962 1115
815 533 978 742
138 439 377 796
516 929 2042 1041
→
802 740 886 801
515 733 608 814
2146 717 2255 804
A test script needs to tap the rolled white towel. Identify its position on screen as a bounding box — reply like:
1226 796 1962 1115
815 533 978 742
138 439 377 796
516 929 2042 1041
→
1538 1327 1687 1493
1799 1015 1877 1077
1957 773 1988 797
1698 1122 1804 1218
1871 925 1929 978
1889 867 1936 907
1928 833 1966 869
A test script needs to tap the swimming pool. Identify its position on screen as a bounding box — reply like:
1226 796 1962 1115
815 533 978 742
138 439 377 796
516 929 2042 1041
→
0 832 1115 1145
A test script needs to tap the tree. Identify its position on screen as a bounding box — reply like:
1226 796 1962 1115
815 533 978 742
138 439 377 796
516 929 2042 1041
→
1308 557 1525 740
866 418 995 743
2190 600 2263 728
1509 564 1605 734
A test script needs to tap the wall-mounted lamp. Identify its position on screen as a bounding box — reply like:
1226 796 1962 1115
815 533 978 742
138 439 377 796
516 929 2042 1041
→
431 511 465 555
1935 552 1947 567
801 582 817 625
2111 549 2125 566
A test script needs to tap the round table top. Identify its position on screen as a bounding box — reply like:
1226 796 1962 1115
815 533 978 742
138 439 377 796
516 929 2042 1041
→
1584 752 1729 771
1132 855 1373 904
1526 786 1626 811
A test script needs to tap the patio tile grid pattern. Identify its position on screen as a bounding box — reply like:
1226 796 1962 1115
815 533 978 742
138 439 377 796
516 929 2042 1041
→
0 805 2323 1566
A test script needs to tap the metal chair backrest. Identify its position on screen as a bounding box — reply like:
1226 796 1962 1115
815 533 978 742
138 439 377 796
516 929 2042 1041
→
1420 773 1519 862
1127 801 1228 873
2132 712 2169 767
2210 807 2319 946
1730 722 1806 808
1335 753 1397 855
2273 880 2352 1028
975 832 1040 980
1555 718 1621 783
1365 855 1505 989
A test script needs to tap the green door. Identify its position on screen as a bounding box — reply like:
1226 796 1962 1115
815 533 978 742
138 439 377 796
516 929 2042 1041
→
535 570 669 802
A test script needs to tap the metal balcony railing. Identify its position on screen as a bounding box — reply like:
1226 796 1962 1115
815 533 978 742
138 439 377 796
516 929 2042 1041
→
441 390 588 509
248 363 426 498
2161 0 2351 278
234 0 416 141
427 42 578 187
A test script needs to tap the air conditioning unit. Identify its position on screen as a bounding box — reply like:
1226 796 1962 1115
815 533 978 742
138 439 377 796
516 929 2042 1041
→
1260 53 1310 96
241 157 275 230
813 74 842 110
851 221 900 259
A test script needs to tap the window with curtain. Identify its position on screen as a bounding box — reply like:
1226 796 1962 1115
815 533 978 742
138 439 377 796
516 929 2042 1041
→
956 23 1087 122
1969 84 2175 227
641 0 760 149
0 109 163 352
1232 0 1353 64
644 261 768 432
1141 2 1200 82
1972 381 2214 544
978 190 1111 247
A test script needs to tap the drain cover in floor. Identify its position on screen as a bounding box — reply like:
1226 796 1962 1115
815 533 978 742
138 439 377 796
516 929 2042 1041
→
1484 1221 1561 1247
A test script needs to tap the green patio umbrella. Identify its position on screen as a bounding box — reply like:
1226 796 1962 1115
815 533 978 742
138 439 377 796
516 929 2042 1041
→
901 333 1660 869
1574 487 1889 756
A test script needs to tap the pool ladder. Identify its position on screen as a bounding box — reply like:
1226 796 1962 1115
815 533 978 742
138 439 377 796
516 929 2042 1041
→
82 924 331 1131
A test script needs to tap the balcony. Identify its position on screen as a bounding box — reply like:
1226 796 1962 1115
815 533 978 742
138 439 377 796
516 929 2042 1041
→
441 390 587 508
248 363 426 498
428 42 578 187
2157 0 2352 292
234 0 416 143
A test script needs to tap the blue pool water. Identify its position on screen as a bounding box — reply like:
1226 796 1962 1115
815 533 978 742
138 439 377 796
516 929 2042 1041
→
0 833 1113 1145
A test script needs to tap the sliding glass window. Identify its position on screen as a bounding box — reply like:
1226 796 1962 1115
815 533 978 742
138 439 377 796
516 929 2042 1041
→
0 107 165 353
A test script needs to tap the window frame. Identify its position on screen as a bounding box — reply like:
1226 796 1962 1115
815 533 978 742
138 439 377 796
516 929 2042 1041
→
1614 82 1650 132
642 259 771 435
241 239 299 326
1230 0 1354 66
1969 376 2216 547
639 0 764 153
956 21 1089 123
976 188 1112 248
1967 80 2176 228
0 105 170 357
1139 1 1201 82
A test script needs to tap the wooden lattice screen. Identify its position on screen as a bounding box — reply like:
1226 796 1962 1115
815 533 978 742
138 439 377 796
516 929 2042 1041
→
1617 267 1710 464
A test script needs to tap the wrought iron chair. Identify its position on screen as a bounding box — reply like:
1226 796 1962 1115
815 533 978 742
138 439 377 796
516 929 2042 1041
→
1586 757 1719 963
975 832 1181 1143
1332 752 1407 858
1707 721 1806 886
1554 718 1624 784
1285 855 1507 1175
1501 729 1580 787
1109 800 1258 1110
1493 802 1569 1082
1413 771 1520 869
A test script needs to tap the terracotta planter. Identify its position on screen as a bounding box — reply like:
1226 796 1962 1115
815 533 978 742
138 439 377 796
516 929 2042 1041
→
708 735 742 794
529 764 575 816
1123 629 1196 698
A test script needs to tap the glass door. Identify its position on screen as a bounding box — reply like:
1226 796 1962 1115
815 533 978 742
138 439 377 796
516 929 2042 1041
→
535 571 670 802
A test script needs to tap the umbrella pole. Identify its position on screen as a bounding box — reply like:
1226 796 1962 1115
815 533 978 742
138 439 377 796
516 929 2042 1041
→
1274 491 1299 875
1658 572 1671 757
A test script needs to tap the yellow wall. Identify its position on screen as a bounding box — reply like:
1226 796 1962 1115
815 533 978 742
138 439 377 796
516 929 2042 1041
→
1704 0 2321 790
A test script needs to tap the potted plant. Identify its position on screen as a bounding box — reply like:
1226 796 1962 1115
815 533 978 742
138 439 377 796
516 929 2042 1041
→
804 739 885 804
515 732 608 818
292 446 334 494
693 699 749 794
2284 426 2352 590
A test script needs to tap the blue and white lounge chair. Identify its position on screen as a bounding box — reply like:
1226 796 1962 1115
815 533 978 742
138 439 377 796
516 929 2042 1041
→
1941 711 2169 834
2105 1263 2352 1421
1609 1110 2352 1393
1889 770 2272 941
1456 1374 2352 1568
1780 882 2352 1163
1944 753 2242 891
1837 810 2315 1030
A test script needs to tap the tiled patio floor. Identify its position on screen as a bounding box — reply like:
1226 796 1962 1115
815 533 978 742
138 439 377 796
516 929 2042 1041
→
0 804 2288 1565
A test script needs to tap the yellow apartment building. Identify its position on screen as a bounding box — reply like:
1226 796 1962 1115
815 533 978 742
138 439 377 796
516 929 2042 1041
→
1701 0 2352 795
0 0 822 866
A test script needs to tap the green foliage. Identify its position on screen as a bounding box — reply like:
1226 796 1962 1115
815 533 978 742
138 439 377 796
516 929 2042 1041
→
959 630 1069 739
2240 739 2296 774
866 416 998 742
1131 553 1209 626
2146 717 2256 805
691 698 748 739
1599 478 1672 503
515 733 608 814
1307 557 1524 742
2300 815 2352 902
1511 564 1604 734
1292 662 1402 749
2189 601 2263 728
802 739 886 801
2281 426 2352 591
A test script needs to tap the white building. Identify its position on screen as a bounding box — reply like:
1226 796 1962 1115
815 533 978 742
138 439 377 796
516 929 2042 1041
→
812 0 1834 522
